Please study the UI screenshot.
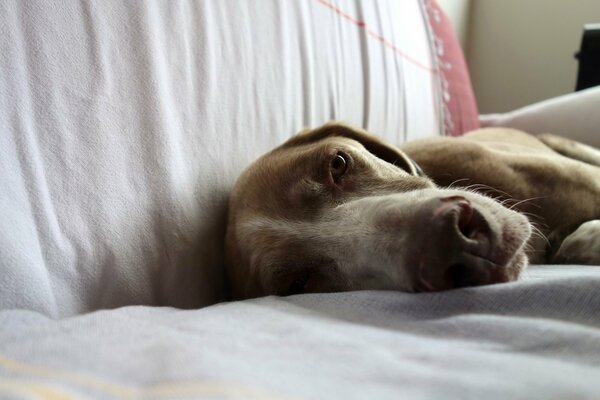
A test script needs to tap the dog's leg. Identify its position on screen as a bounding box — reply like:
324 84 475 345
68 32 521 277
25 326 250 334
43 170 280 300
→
537 133 600 167
551 220 600 265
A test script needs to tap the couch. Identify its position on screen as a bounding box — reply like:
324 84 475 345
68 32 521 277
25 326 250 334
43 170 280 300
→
1 1 599 398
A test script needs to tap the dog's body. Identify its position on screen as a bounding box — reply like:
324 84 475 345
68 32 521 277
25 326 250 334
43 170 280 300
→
401 128 600 264
226 124 600 299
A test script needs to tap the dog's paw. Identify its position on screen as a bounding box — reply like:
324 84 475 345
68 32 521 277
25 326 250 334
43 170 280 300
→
552 220 600 265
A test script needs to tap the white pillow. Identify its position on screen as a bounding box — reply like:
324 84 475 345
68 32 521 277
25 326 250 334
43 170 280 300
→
0 0 443 316
480 86 600 148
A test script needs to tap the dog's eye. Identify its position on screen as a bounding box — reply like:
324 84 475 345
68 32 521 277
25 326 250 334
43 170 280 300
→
330 152 349 181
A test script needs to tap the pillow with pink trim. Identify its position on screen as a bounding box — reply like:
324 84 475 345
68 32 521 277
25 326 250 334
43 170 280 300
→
424 0 480 136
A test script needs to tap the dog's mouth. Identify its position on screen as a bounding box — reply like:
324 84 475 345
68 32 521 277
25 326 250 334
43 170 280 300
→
412 195 531 292
417 253 526 292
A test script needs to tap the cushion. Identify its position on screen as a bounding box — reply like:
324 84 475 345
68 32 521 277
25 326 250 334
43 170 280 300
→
480 85 600 148
424 0 480 135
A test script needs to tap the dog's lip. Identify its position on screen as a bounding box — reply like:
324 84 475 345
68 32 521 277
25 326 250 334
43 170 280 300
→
416 252 504 292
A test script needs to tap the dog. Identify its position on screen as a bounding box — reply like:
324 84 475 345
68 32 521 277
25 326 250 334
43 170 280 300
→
225 123 600 299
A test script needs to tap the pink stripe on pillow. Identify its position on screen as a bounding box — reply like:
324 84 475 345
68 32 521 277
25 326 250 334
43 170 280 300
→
424 0 479 135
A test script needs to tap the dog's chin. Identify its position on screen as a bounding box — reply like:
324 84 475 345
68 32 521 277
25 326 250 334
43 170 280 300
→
506 250 529 280
413 246 529 293
413 255 526 293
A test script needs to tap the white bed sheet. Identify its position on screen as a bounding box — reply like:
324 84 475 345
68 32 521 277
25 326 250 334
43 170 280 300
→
0 0 442 317
1 265 600 399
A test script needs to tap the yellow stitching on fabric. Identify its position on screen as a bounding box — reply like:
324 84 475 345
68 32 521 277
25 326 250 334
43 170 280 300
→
0 355 295 400
0 355 135 398
0 379 78 400
140 383 294 399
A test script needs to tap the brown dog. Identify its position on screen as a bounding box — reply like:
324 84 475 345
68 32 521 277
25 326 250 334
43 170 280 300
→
225 123 600 299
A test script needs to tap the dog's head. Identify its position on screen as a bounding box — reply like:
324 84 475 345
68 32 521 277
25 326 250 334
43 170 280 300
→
225 123 532 299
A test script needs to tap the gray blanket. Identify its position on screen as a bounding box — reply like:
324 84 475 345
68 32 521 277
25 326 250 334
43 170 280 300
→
2 265 600 399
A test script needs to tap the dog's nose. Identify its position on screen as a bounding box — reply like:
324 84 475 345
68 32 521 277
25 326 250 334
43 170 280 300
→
417 196 497 292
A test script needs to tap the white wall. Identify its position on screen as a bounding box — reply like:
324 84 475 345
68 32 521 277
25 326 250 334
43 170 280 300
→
436 0 471 48
466 0 600 113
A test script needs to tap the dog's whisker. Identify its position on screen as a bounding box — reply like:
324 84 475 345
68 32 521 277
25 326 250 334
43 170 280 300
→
508 197 546 210
463 184 495 193
518 210 540 220
447 178 471 188
500 198 518 208
462 183 514 200
528 224 551 247
523 245 535 256
519 212 549 230
458 185 509 204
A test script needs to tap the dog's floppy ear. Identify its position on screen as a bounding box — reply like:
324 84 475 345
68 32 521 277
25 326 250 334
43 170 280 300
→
282 122 426 177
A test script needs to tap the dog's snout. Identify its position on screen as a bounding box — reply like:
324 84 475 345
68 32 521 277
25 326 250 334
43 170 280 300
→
417 196 499 292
